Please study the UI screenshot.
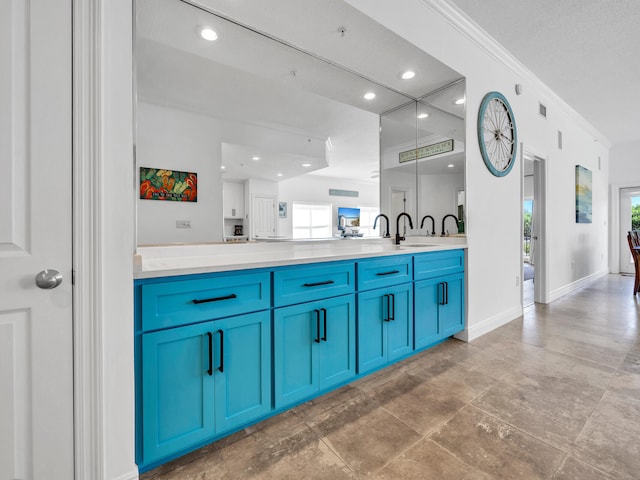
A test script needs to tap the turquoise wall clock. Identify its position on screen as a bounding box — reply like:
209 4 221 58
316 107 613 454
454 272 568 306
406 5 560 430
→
477 91 517 177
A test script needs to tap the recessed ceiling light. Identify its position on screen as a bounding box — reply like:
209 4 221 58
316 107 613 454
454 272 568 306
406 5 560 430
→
418 113 429 119
363 92 376 100
401 70 415 80
200 27 218 41
252 156 260 161
448 164 454 168
454 97 465 105
276 173 283 177
220 165 226 170
301 163 311 167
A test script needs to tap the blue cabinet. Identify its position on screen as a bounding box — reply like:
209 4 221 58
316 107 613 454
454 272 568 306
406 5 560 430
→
357 283 413 374
140 309 270 467
274 294 356 408
414 272 464 348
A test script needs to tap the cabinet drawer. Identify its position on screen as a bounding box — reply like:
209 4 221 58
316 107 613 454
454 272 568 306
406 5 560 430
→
273 262 355 307
357 255 412 291
414 249 464 280
141 272 270 331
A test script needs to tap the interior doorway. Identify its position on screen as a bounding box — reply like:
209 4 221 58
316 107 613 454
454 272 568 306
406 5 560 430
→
522 149 547 305
619 187 640 274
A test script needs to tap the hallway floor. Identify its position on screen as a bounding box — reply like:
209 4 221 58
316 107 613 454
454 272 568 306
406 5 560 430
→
141 274 640 479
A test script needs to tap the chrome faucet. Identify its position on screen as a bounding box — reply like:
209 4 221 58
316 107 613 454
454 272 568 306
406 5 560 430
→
395 213 413 245
441 214 459 236
420 215 435 236
373 214 391 238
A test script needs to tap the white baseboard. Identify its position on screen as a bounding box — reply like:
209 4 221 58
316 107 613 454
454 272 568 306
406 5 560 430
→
110 468 139 480
455 305 523 342
548 269 609 303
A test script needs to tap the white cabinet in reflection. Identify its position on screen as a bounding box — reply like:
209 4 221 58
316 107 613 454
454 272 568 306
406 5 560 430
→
223 182 244 219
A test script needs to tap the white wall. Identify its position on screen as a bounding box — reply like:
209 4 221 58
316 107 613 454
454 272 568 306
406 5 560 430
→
348 0 610 339
137 103 223 244
417 173 465 234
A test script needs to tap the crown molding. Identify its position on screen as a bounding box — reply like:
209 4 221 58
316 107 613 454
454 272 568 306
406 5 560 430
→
422 0 611 148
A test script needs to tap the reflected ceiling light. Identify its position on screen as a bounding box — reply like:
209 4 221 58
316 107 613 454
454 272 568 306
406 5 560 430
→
363 92 376 100
448 164 454 168
199 27 218 41
401 70 415 80
276 173 284 177
417 113 429 119
454 97 465 105
220 165 226 170
301 163 312 167
252 156 260 161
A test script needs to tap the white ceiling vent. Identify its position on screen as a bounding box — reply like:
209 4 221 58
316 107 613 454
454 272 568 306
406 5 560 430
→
539 102 547 118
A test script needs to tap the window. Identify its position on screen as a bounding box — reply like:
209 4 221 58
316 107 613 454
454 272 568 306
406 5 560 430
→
292 202 332 239
358 206 380 237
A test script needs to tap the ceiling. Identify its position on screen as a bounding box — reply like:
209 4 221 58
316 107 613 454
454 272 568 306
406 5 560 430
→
448 0 640 147
136 0 466 183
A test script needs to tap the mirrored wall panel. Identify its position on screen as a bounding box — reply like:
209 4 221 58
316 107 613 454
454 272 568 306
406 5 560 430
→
135 0 465 245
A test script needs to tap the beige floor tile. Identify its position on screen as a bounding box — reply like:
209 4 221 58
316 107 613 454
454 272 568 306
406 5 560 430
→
430 405 566 479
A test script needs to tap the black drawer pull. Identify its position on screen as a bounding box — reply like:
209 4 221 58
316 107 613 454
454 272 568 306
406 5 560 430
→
303 280 335 287
376 270 400 276
321 308 327 341
192 293 237 304
389 293 395 321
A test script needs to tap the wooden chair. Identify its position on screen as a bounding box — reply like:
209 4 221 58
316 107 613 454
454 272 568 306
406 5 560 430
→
628 231 640 295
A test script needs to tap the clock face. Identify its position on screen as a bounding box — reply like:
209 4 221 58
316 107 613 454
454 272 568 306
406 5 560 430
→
477 91 517 177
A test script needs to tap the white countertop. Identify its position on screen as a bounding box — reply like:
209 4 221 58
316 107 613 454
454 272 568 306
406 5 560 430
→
134 236 467 279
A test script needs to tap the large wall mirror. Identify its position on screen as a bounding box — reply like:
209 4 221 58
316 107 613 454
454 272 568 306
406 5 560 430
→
135 0 465 246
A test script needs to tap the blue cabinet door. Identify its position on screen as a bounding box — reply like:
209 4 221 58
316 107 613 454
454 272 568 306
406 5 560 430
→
414 278 441 349
357 284 413 374
439 273 464 337
386 283 413 362
357 289 387 374
141 322 215 464
274 302 319 408
317 295 356 390
214 311 272 434
414 272 465 348
274 295 356 408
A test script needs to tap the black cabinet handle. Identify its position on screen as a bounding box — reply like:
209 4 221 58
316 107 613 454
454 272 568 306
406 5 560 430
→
303 280 335 287
383 294 390 322
439 283 446 306
389 293 395 321
192 293 237 304
444 282 449 305
321 308 327 341
314 309 321 343
218 329 224 373
206 332 213 376
376 270 400 276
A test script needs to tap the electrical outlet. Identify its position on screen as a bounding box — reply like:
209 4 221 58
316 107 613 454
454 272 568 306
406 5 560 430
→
176 220 191 228
571 261 575 270
516 275 520 286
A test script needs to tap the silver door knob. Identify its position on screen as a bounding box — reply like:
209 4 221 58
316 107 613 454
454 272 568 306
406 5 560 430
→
35 269 63 289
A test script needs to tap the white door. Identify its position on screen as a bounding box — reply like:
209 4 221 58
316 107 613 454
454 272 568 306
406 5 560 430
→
252 195 277 239
0 1 74 479
619 187 640 274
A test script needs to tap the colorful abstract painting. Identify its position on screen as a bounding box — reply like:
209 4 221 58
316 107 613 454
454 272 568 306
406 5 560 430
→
139 167 197 202
575 165 592 223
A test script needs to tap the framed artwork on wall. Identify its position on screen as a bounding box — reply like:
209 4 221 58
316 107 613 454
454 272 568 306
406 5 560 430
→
279 202 287 218
575 165 592 223
139 167 198 202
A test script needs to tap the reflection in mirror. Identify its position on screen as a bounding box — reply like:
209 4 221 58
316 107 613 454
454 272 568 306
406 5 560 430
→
135 0 465 245
380 80 466 238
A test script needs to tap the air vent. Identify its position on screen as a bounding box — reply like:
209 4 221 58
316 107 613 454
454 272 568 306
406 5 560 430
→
558 130 563 150
539 102 547 118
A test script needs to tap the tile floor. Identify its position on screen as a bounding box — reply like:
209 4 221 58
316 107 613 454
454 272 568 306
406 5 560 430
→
141 274 640 479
